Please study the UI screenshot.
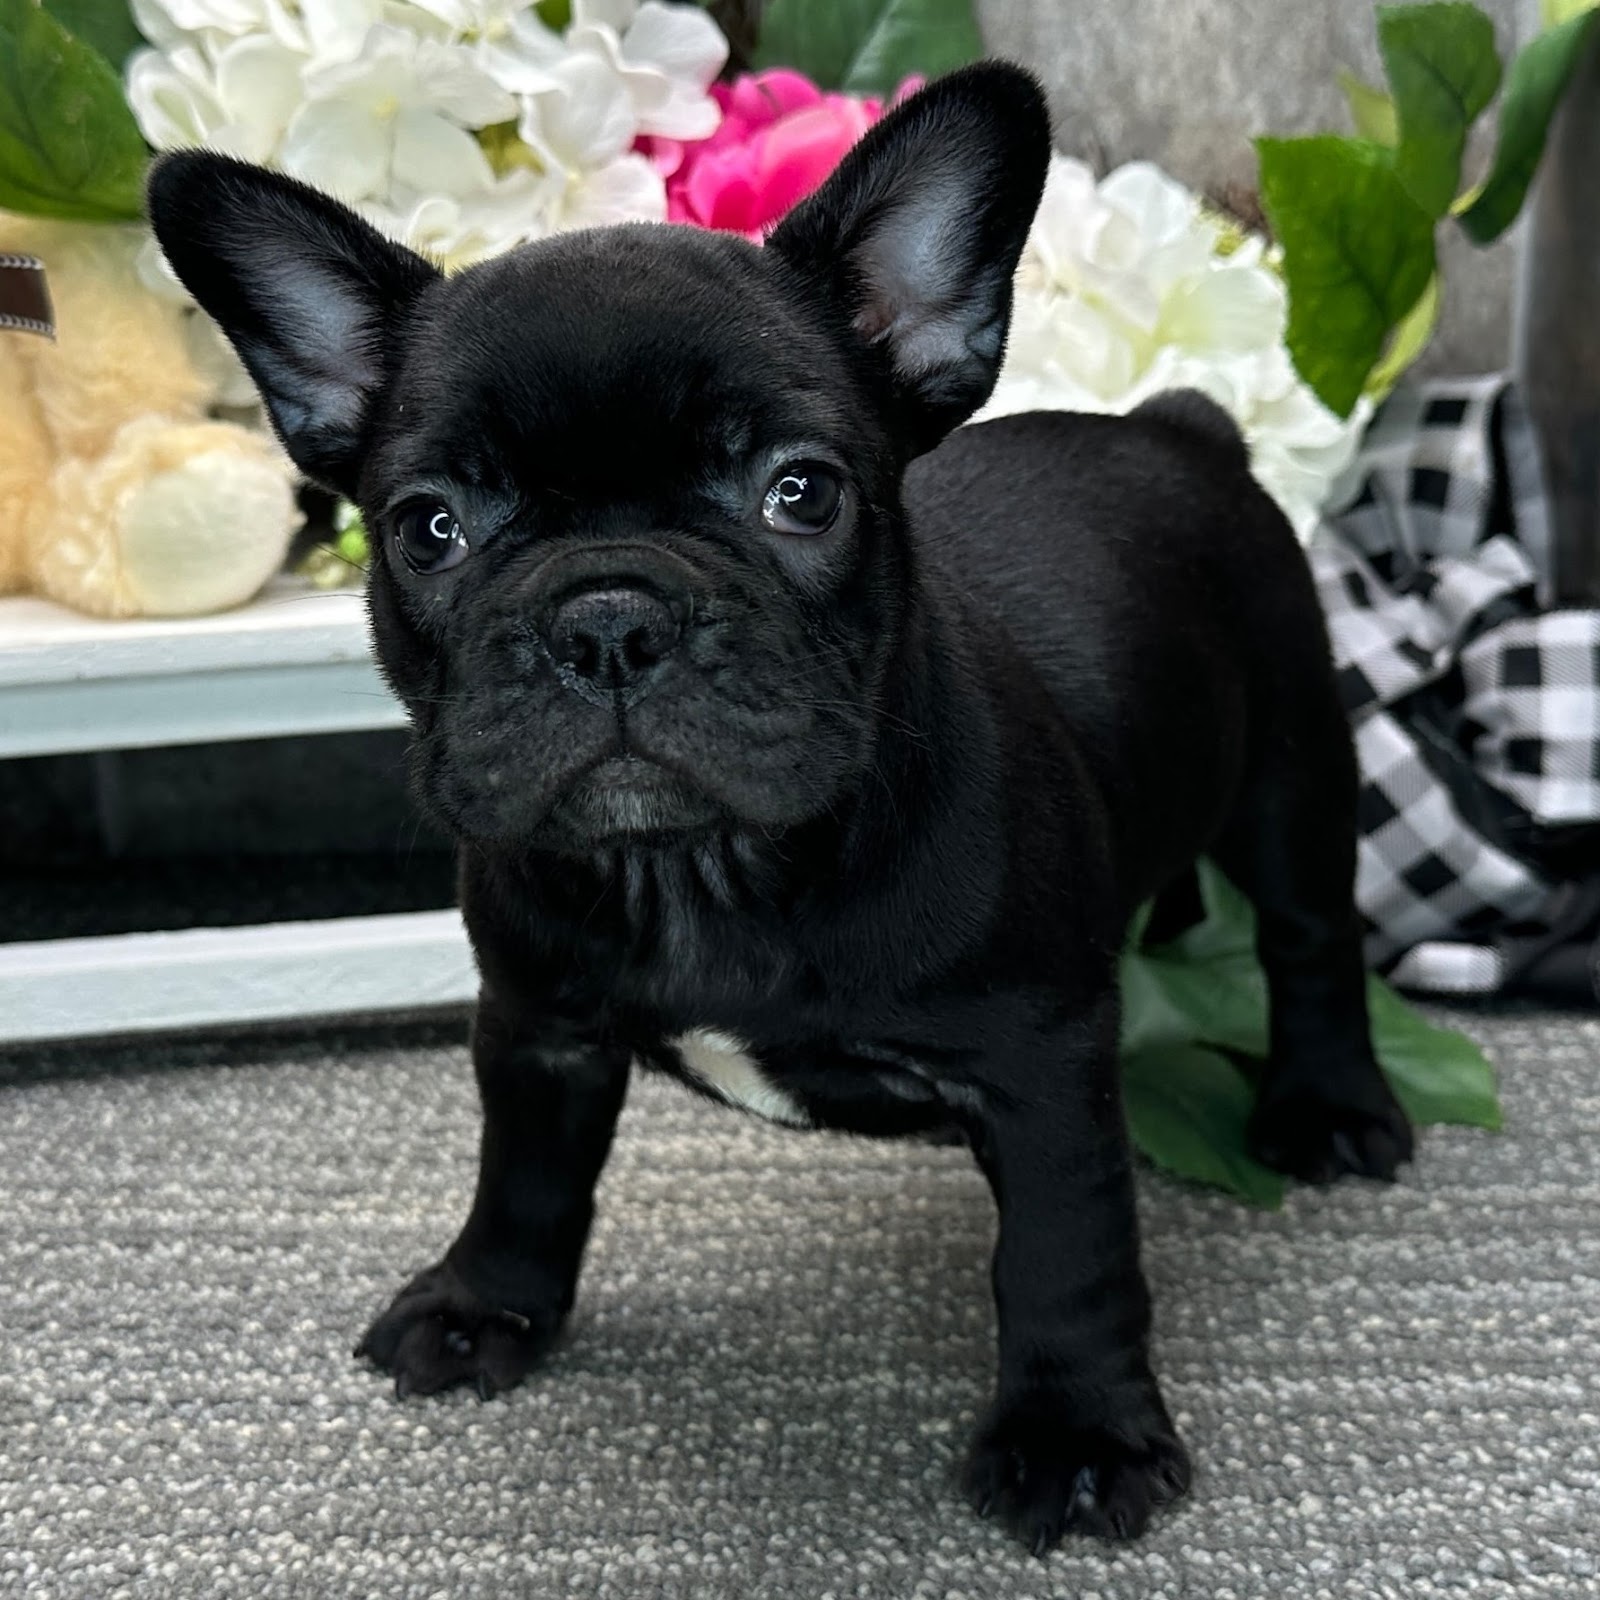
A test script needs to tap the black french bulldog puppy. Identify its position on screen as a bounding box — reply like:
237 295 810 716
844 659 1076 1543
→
147 62 1412 1552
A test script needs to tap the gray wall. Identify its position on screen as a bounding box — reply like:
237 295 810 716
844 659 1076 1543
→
977 0 1530 374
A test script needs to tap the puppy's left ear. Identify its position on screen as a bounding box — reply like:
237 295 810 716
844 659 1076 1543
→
767 61 1050 455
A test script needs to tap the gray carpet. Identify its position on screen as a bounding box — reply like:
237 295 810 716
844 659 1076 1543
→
2 1012 1598 1600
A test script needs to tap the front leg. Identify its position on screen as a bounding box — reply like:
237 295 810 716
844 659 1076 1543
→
963 995 1190 1551
357 992 630 1399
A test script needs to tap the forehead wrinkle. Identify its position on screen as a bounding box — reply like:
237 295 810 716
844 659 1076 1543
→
380 227 872 512
435 227 838 394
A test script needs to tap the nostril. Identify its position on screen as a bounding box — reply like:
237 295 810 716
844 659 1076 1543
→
544 586 684 687
624 618 675 668
548 615 600 676
568 634 601 678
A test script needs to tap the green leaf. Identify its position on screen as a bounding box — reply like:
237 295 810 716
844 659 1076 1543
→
0 0 148 221
1458 6 1600 243
1256 135 1438 417
1542 0 1596 28
1118 857 1501 1204
1123 1043 1286 1209
1367 977 1503 1127
1377 2 1503 218
1172 858 1258 962
754 0 874 87
1338 70 1400 146
1123 897 1154 950
42 0 143 68
754 0 983 95
535 0 572 29
1120 860 1269 1059
842 0 983 92
1364 272 1441 399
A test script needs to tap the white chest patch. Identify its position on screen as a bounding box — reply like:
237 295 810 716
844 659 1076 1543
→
669 1028 810 1128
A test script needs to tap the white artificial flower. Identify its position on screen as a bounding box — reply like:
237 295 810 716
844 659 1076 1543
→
126 34 304 163
580 0 726 139
133 0 384 61
482 3 723 241
369 145 664 265
366 167 550 265
121 0 734 528
129 0 197 49
492 0 720 144
127 232 265 412
132 0 299 46
406 0 538 39
427 0 724 139
278 24 515 201
981 153 1366 540
544 148 665 228
458 3 567 94
126 44 227 148
518 47 642 170
296 0 392 64
126 0 723 266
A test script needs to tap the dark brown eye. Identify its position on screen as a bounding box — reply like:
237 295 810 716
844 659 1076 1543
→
761 464 842 536
393 501 469 574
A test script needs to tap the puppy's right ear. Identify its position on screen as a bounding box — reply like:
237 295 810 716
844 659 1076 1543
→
146 152 440 497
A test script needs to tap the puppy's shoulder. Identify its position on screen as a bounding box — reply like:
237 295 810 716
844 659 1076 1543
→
921 392 1247 492
1127 388 1249 466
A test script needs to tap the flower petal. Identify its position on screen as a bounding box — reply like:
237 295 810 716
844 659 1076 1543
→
1158 262 1285 355
1100 161 1197 246
379 169 550 265
754 101 872 218
392 108 496 197
622 1 728 87
128 0 188 50
279 97 391 199
478 24 564 97
302 25 411 111
530 54 639 167
682 144 760 230
414 39 518 126
154 0 266 34
637 134 685 179
563 150 665 227
213 35 305 150
125 46 226 150
635 80 721 140
983 150 1363 533
574 0 637 33
299 0 382 64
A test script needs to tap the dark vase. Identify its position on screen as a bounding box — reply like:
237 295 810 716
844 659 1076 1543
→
1515 18 1600 604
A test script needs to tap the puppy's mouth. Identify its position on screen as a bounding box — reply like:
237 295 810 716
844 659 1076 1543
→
547 752 725 844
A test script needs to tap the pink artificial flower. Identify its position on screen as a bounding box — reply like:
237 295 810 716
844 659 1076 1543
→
640 68 924 240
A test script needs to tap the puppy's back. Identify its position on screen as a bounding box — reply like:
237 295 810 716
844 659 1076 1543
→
907 396 1319 700
907 398 1333 892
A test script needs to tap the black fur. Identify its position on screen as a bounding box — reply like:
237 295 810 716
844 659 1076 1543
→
147 61 1412 1552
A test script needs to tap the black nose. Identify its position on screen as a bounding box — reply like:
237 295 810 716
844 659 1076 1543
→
544 586 683 696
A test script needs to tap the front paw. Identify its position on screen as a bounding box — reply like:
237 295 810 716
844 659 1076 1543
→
963 1392 1191 1551
355 1259 563 1400
1248 1080 1414 1184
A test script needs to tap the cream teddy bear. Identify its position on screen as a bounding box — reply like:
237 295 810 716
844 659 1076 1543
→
0 214 301 618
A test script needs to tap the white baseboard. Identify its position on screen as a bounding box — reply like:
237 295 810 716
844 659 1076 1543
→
0 909 478 1044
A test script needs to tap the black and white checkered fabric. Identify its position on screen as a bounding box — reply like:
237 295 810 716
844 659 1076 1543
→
1312 375 1600 995
1462 611 1600 824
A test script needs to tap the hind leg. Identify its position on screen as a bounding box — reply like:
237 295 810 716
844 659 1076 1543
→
1212 684 1413 1183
